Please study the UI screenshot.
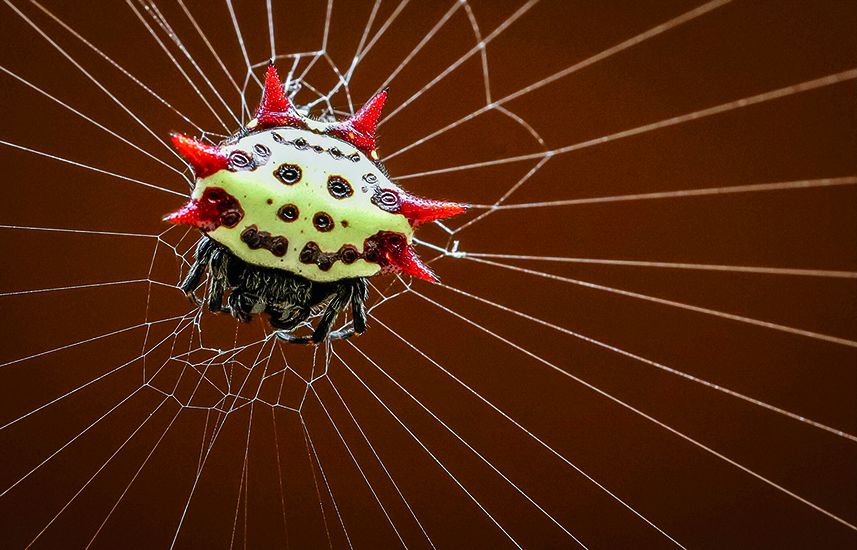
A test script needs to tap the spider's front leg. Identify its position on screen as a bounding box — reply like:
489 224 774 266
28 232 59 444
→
268 306 309 331
227 289 256 323
321 278 370 342
273 309 315 344
297 278 365 344
179 237 216 305
275 332 314 345
311 284 354 343
350 278 369 335
206 246 231 313
276 283 355 345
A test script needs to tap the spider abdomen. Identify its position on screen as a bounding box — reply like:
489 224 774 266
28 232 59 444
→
167 65 466 342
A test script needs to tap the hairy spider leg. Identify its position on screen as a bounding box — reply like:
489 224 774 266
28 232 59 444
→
227 290 256 323
351 277 369 334
275 278 368 344
206 245 230 314
266 305 310 331
311 283 354 343
179 237 216 304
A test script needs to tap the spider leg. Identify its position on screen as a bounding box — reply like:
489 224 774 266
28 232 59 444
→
273 281 361 345
268 305 309 330
227 289 255 323
206 246 230 313
180 237 215 304
275 325 354 344
275 332 314 345
311 284 353 344
327 328 356 341
350 278 368 335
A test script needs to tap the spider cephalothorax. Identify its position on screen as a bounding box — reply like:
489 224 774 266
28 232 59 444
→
165 65 466 343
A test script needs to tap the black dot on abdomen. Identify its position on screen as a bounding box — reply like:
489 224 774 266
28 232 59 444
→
299 242 320 264
241 226 263 249
278 204 300 222
269 237 288 257
312 212 334 232
327 176 353 199
339 245 359 264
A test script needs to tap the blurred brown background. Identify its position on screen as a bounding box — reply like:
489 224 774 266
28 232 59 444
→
0 0 855 548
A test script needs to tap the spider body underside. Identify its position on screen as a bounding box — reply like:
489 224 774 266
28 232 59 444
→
181 235 367 344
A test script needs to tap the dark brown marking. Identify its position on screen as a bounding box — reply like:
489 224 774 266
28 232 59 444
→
185 187 244 231
274 163 302 185
339 245 358 264
341 220 349 227
241 225 289 257
269 237 288 257
220 211 241 227
363 232 405 264
241 226 263 249
266 198 273 205
317 256 333 271
363 232 409 274
299 241 320 264
370 188 401 213
299 240 365 271
278 204 300 222
227 150 263 171
327 176 353 199
313 212 334 232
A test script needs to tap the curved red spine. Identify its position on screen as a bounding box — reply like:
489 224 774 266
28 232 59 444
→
327 89 388 157
255 65 305 130
170 133 229 178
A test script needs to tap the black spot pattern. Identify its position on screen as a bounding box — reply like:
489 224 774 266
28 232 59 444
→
327 176 353 199
313 212 334 232
278 204 300 222
241 225 288 257
274 163 302 185
299 241 365 271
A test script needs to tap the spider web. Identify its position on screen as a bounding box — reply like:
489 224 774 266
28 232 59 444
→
1 0 856 548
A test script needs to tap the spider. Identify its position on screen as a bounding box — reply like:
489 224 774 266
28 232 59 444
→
165 65 466 344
